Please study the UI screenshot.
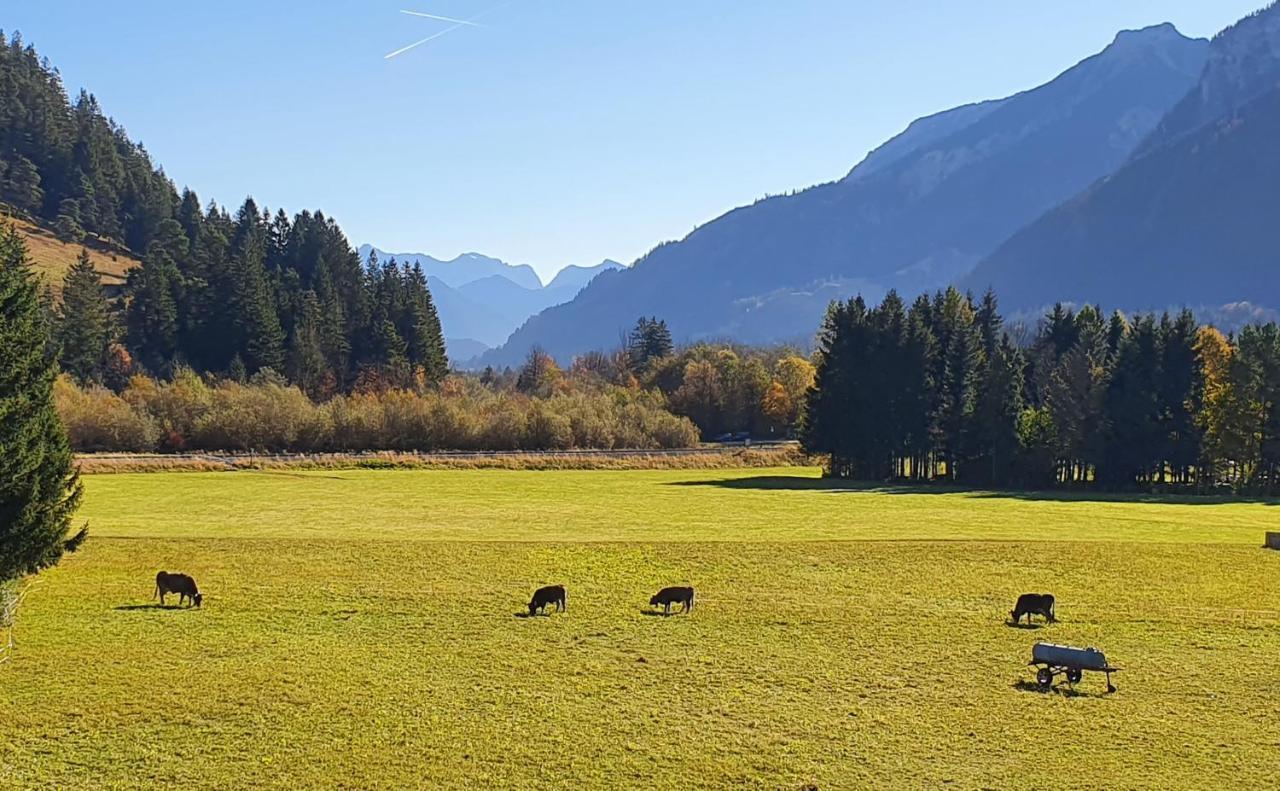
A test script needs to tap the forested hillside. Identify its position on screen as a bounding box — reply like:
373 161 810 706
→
0 31 447 393
966 2 1280 314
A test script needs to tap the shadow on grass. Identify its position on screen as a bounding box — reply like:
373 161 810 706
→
1011 680 1112 698
668 475 1280 506
513 611 563 619
113 603 189 611
639 609 692 617
1004 621 1046 631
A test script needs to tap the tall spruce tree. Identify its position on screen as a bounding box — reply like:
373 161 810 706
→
627 317 674 373
125 247 181 375
57 249 112 383
0 225 86 582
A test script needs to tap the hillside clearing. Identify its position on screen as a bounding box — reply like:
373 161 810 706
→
3 212 139 292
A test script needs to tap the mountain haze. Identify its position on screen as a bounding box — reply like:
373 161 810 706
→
482 24 1208 366
357 245 544 290
359 244 622 358
966 3 1280 313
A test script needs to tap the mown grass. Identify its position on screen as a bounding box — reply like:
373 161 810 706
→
2 467 1278 789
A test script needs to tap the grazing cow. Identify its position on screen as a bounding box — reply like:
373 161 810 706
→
649 586 695 615
1011 593 1055 625
155 571 203 608
528 584 566 616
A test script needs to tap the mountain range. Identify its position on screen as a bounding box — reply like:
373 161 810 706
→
478 22 1214 366
357 245 621 358
964 5 1280 310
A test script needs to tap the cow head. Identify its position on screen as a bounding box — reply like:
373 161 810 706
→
193 593 203 608
528 600 538 616
1009 608 1019 622
649 595 660 607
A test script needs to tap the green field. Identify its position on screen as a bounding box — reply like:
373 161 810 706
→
2 467 1278 789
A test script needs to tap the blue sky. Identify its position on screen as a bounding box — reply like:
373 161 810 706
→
8 1 1263 282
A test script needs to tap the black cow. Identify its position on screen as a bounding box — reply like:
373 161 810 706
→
1010 593 1054 625
649 586 694 615
155 571 203 608
528 584 566 616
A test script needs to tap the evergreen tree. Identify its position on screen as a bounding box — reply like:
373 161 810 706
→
627 317 674 373
1158 310 1201 485
286 293 328 399
125 248 181 375
406 263 448 387
932 288 981 481
971 335 1025 486
0 156 43 214
57 249 112 383
0 225 86 582
228 227 285 374
1100 315 1163 488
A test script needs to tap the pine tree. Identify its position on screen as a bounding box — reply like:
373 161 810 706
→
1101 315 1163 489
627 317 674 373
1158 310 1201 485
933 288 981 481
229 232 285 374
0 225 86 582
971 335 1025 486
125 248 181 375
57 249 112 383
0 156 43 215
286 293 328 399
407 264 448 387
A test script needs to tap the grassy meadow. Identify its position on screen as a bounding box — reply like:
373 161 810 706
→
2 467 1278 789
8 214 139 292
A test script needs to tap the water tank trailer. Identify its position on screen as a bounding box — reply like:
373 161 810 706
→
1029 642 1119 693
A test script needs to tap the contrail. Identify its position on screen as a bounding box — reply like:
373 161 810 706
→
399 10 482 26
385 26 466 59
385 2 511 60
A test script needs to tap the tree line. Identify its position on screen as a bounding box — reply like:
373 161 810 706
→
802 288 1280 494
492 317 816 441
2 31 448 393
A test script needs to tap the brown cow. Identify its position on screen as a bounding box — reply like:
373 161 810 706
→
1010 593 1054 624
155 571 202 608
528 584 566 616
649 586 694 615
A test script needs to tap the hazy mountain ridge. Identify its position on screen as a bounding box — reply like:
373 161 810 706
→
1138 2 1280 153
480 24 1209 366
357 245 544 290
966 4 1280 313
358 244 621 360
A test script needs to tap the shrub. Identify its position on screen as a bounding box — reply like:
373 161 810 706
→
55 375 160 452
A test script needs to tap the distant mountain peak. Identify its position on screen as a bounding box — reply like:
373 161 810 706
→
1111 22 1183 46
479 22 1210 367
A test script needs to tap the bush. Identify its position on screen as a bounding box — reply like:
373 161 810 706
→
55 376 160 452
56 374 702 454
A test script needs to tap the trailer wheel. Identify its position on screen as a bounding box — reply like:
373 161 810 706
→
1036 668 1053 690
1066 668 1083 684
